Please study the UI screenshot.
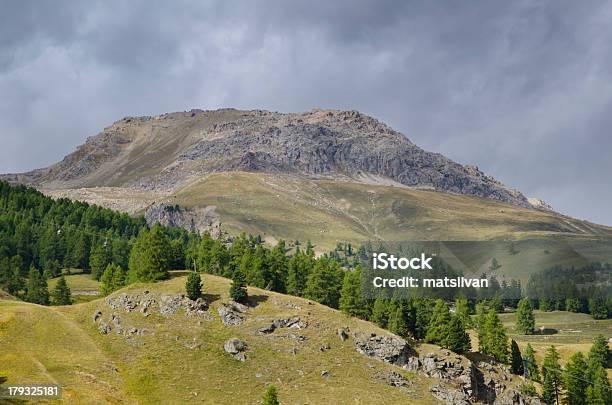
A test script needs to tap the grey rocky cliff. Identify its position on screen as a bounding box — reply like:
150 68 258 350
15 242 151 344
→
5 108 532 208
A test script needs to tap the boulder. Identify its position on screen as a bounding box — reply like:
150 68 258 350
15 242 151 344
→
93 310 102 323
224 338 248 361
337 327 349 341
353 332 414 366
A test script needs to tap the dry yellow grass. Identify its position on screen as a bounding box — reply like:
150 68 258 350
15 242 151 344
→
1 274 440 405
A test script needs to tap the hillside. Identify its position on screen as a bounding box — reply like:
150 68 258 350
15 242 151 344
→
0 273 535 405
46 172 612 281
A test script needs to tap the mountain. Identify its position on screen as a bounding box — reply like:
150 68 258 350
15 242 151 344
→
4 109 612 275
5 108 530 206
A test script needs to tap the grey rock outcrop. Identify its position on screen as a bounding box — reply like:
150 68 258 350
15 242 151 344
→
353 332 415 366
217 302 246 326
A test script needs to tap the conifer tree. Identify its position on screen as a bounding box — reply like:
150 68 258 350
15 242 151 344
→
446 314 471 354
475 301 488 352
286 248 311 296
52 275 71 305
304 257 343 308
229 268 248 303
186 271 202 301
455 297 471 327
128 225 171 282
510 340 524 375
90 241 111 280
516 298 535 334
524 343 540 382
483 308 509 363
425 299 451 345
542 345 562 405
371 297 389 328
387 305 408 337
110 265 127 291
585 365 611 405
563 352 587 405
414 298 433 340
339 266 369 319
25 266 49 305
587 334 610 380
262 384 279 405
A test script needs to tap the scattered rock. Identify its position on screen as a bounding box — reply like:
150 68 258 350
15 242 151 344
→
321 370 330 379
430 383 471 405
184 297 209 317
224 338 248 361
493 388 542 405
159 295 184 316
98 322 111 334
93 310 102 323
375 370 413 395
258 323 276 334
337 327 349 341
218 303 246 326
259 316 306 334
319 343 331 352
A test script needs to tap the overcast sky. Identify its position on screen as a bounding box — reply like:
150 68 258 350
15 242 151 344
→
1 1 611 225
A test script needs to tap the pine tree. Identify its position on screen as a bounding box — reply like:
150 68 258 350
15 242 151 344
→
587 334 610 380
516 298 535 335
25 267 49 305
414 298 433 340
475 301 488 352
425 299 451 345
585 365 611 405
563 352 587 405
387 305 408 337
483 308 508 363
524 343 541 382
52 275 71 305
286 249 311 296
304 257 343 308
371 297 389 328
89 241 111 280
542 345 562 405
262 384 279 405
339 266 369 319
110 265 126 291
510 340 524 375
455 297 471 327
128 225 171 282
99 263 116 296
186 272 202 301
446 314 471 354
229 268 248 303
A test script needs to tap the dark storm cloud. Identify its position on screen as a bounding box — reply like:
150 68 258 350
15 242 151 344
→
1 0 611 225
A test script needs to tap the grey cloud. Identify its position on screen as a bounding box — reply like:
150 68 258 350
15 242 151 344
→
1 0 611 225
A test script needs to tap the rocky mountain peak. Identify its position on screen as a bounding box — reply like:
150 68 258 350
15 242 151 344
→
4 108 532 208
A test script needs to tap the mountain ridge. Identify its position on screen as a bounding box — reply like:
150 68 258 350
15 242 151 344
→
3 108 533 208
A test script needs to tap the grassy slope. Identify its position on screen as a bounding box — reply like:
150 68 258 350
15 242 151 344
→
171 172 612 281
498 310 612 380
0 274 439 405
